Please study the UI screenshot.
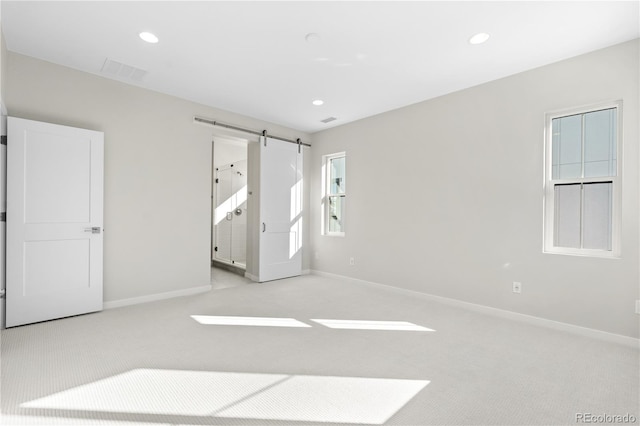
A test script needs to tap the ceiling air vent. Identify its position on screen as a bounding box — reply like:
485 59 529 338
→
101 58 147 82
320 116 337 124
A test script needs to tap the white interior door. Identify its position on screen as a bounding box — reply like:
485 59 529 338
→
258 136 303 282
6 117 104 327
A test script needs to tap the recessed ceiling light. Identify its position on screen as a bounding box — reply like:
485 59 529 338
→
312 99 324 106
139 32 159 44
469 33 490 45
305 33 321 43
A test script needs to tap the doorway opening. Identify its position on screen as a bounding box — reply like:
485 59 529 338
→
212 137 248 278
204 123 306 285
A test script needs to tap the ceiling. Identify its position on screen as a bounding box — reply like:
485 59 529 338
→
1 1 638 134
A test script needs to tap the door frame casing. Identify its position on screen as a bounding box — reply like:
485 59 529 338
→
211 139 248 269
209 129 257 280
207 128 307 283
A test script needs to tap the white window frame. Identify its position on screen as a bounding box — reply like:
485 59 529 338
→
322 152 346 237
543 100 622 258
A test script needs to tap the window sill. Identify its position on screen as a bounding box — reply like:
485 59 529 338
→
543 247 620 259
324 232 345 238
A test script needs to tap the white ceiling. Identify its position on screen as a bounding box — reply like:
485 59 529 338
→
1 1 638 133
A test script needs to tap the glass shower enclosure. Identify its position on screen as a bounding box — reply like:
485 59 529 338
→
213 160 247 268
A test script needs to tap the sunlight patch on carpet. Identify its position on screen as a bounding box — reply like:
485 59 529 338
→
21 369 429 424
191 315 311 327
311 319 435 331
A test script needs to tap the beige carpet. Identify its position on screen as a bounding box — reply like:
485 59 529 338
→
1 269 638 425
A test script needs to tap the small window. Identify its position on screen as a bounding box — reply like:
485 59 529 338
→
544 102 621 257
323 152 346 236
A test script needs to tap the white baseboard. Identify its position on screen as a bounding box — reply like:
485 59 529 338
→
104 284 212 310
245 269 311 282
311 270 639 349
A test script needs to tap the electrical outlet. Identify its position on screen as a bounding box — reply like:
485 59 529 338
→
512 282 522 294
349 257 355 266
635 300 640 314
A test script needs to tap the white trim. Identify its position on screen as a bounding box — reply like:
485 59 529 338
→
103 284 212 310
1 97 6 135
246 270 310 282
311 270 639 349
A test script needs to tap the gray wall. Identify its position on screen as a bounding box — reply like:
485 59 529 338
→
5 38 638 338
0 22 6 103
310 39 640 338
6 52 311 303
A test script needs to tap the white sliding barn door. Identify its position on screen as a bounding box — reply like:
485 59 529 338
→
6 117 104 327
258 136 303 282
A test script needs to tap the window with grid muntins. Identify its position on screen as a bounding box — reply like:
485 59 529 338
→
545 103 620 256
324 153 346 235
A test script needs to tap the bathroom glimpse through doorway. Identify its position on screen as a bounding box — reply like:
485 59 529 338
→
212 137 248 277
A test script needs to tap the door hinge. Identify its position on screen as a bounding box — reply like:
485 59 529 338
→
0 135 6 145
214 246 218 252
215 178 219 184
0 212 5 222
0 289 5 299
